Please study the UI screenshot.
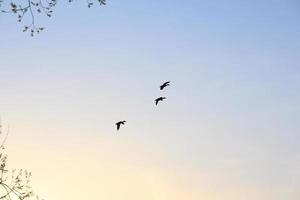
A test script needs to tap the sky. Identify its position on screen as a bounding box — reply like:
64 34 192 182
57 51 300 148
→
0 0 300 199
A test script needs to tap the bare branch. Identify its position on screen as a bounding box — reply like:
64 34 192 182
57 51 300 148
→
0 0 106 36
0 121 41 200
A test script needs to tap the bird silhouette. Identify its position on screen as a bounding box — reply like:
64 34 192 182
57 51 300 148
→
155 97 166 105
116 120 126 131
160 81 170 90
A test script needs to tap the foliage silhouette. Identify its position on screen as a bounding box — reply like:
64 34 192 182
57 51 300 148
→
0 121 41 200
0 0 106 36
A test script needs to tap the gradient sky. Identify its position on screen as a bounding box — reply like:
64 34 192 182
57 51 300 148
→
0 0 300 199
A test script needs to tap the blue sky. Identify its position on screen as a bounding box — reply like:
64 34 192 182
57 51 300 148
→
0 0 300 199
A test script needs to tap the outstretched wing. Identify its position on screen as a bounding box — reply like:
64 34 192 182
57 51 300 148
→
116 123 120 130
160 81 170 90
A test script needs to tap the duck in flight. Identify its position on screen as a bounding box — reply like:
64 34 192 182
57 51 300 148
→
116 120 126 131
160 81 170 90
155 97 166 105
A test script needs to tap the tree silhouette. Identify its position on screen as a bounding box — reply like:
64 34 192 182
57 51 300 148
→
0 121 41 200
0 0 106 36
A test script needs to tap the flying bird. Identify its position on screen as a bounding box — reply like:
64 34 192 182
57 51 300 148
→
155 97 166 105
116 120 126 131
160 81 170 90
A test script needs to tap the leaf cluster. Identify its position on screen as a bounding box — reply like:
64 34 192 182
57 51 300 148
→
0 122 41 200
0 0 106 36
